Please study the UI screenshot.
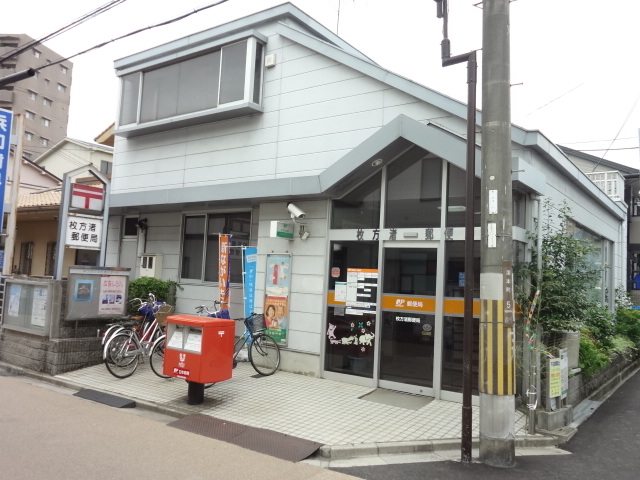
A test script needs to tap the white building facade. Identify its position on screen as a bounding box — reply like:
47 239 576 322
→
107 4 626 402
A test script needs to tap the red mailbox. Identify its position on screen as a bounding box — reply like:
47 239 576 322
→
163 314 235 384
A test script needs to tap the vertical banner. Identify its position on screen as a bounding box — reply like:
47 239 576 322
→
0 108 13 233
265 253 291 346
243 247 258 318
219 234 231 307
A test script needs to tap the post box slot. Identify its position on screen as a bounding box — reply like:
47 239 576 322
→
167 324 185 350
184 327 203 353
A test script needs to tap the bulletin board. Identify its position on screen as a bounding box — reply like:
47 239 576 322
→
65 266 131 320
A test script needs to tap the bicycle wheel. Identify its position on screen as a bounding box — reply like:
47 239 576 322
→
149 335 171 379
104 332 140 378
249 333 280 376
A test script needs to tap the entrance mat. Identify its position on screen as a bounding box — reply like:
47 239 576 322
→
360 388 434 410
74 388 136 408
169 414 323 462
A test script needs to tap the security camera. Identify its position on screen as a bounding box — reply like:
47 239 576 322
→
287 203 306 220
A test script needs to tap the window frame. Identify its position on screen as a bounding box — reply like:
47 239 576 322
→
116 33 266 138
180 212 252 284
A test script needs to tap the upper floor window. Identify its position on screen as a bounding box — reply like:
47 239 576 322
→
100 160 112 175
27 90 37 100
25 110 35 120
118 36 265 136
41 117 51 127
33 49 41 58
43 97 52 107
57 83 67 93
60 65 68 74
25 131 33 141
40 137 49 147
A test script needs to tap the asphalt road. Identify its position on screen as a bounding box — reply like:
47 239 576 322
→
0 372 358 480
331 368 640 480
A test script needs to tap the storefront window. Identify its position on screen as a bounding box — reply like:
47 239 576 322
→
443 241 480 298
446 164 481 228
325 242 378 377
331 173 381 229
442 240 480 394
385 148 442 228
441 316 479 394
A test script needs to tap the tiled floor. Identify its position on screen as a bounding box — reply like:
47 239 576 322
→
57 360 528 447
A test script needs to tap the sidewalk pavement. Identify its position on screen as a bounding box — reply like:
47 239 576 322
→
0 359 567 466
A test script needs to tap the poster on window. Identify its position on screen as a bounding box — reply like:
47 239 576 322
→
219 234 231 307
98 275 127 315
31 287 48 327
265 253 291 346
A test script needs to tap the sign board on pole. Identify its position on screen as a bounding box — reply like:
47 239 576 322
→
0 108 13 233
65 214 103 250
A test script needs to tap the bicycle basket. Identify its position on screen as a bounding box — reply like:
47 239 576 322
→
154 304 175 327
247 313 266 334
209 308 231 319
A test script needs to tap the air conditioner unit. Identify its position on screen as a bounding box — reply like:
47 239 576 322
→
140 254 163 279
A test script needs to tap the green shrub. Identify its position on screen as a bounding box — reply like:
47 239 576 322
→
608 335 636 357
615 308 640 345
578 329 610 377
127 277 181 315
583 304 616 348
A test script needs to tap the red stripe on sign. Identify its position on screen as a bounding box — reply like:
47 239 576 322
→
72 184 104 209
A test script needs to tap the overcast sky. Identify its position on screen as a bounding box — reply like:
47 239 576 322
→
4 0 639 167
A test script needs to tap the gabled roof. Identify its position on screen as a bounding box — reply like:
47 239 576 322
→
109 2 625 221
34 137 113 165
559 145 639 175
115 2 374 71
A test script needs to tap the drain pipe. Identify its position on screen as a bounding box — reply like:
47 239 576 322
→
528 194 543 434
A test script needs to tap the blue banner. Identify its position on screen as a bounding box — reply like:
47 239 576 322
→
0 108 13 234
243 247 257 318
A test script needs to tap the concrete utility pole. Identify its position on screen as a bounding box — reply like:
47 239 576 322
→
479 0 515 467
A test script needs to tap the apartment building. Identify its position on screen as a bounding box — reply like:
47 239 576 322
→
0 34 72 160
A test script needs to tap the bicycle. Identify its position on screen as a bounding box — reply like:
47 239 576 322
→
199 310 280 379
101 294 159 349
103 302 174 379
240 312 280 376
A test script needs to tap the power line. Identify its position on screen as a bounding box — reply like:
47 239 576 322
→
0 0 128 65
34 0 231 71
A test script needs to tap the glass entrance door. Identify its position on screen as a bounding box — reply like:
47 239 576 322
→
379 246 438 395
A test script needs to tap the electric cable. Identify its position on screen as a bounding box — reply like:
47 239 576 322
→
0 0 128 65
34 0 231 71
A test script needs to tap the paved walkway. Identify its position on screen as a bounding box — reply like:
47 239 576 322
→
46 360 539 455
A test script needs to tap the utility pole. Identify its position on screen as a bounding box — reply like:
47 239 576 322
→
479 0 515 467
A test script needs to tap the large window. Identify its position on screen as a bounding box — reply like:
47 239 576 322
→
119 37 264 130
385 149 442 228
445 164 481 228
181 212 251 283
331 172 381 229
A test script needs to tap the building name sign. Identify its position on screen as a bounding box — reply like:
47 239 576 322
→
65 214 103 250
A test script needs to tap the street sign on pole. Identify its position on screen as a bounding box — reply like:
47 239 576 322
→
0 108 13 234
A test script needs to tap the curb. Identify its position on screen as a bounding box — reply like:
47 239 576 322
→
318 433 561 460
0 361 566 461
